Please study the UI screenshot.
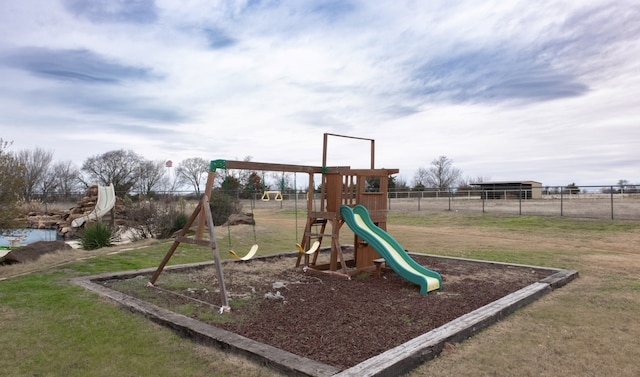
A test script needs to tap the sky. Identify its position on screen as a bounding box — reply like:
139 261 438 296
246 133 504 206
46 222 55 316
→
0 0 638 187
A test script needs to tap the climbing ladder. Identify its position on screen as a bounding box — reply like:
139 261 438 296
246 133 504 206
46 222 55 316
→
296 217 327 266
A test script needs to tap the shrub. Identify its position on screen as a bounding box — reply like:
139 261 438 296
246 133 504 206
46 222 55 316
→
174 213 188 231
80 222 113 250
126 197 192 240
209 190 242 226
126 199 157 240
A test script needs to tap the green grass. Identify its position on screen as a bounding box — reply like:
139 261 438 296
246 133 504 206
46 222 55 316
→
67 242 216 275
2 209 640 376
0 239 283 376
0 273 235 377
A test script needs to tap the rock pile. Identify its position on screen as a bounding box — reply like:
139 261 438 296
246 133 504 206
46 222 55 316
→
225 212 256 226
61 184 126 239
24 185 126 240
26 212 64 230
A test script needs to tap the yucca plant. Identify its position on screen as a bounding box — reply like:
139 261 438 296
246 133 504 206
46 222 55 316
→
80 222 113 250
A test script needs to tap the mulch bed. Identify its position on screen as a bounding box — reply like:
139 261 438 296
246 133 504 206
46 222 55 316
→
103 253 554 369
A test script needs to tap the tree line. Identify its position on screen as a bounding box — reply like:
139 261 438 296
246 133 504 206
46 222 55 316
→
0 140 472 200
2 138 636 209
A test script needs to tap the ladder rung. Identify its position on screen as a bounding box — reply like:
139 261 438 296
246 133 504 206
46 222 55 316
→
306 233 333 238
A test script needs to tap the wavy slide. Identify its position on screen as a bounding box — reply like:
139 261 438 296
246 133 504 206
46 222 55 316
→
71 183 116 228
340 205 442 294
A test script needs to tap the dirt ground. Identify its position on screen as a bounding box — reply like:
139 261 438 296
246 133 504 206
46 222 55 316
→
104 250 554 369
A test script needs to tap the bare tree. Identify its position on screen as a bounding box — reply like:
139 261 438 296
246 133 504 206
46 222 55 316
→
393 175 410 191
413 167 429 190
423 156 462 190
39 165 59 199
175 157 208 195
457 175 491 190
51 161 82 198
618 179 629 193
82 149 143 195
16 147 54 200
136 160 166 196
0 139 26 230
269 172 293 192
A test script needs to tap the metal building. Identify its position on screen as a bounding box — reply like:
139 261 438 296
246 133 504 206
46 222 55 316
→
473 181 542 199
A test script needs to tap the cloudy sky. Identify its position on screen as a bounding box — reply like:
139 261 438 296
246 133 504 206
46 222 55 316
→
0 0 638 187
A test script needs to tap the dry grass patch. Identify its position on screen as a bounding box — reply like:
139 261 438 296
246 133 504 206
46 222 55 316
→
413 288 638 376
410 255 640 377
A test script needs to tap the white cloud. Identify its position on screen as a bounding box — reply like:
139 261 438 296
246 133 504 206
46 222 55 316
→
0 0 638 187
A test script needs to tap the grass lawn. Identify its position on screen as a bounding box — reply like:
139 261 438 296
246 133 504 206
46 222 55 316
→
2 209 640 376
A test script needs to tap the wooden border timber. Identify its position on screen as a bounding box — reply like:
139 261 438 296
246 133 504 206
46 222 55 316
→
72 253 578 377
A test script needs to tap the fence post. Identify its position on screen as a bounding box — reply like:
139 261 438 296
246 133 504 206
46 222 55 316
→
448 189 452 211
482 191 485 213
610 186 614 220
418 196 421 211
560 187 564 216
519 186 522 216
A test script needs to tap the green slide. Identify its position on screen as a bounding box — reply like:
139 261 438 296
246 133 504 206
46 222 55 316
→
340 205 442 294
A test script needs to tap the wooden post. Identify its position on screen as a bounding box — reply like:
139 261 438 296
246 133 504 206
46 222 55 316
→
196 170 216 240
203 195 230 310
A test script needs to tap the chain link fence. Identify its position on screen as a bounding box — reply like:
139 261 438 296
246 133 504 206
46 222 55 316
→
28 185 640 221
249 186 640 221
385 186 640 220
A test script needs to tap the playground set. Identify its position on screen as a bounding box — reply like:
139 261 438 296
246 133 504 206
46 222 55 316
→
147 133 442 311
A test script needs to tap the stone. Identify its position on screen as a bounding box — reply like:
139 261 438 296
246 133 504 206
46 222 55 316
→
226 213 256 226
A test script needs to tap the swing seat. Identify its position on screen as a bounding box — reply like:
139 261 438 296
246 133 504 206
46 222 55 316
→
230 244 259 261
296 241 320 255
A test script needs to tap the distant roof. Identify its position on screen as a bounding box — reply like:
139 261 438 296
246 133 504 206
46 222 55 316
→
472 181 542 185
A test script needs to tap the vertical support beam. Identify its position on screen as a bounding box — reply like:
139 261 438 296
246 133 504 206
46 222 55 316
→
197 170 217 240
322 133 329 168
203 194 229 310
370 138 375 169
307 172 314 214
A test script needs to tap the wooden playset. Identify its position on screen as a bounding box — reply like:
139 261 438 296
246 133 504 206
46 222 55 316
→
148 133 439 310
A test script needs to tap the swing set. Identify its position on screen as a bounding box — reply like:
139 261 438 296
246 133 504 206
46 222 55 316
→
147 133 401 311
